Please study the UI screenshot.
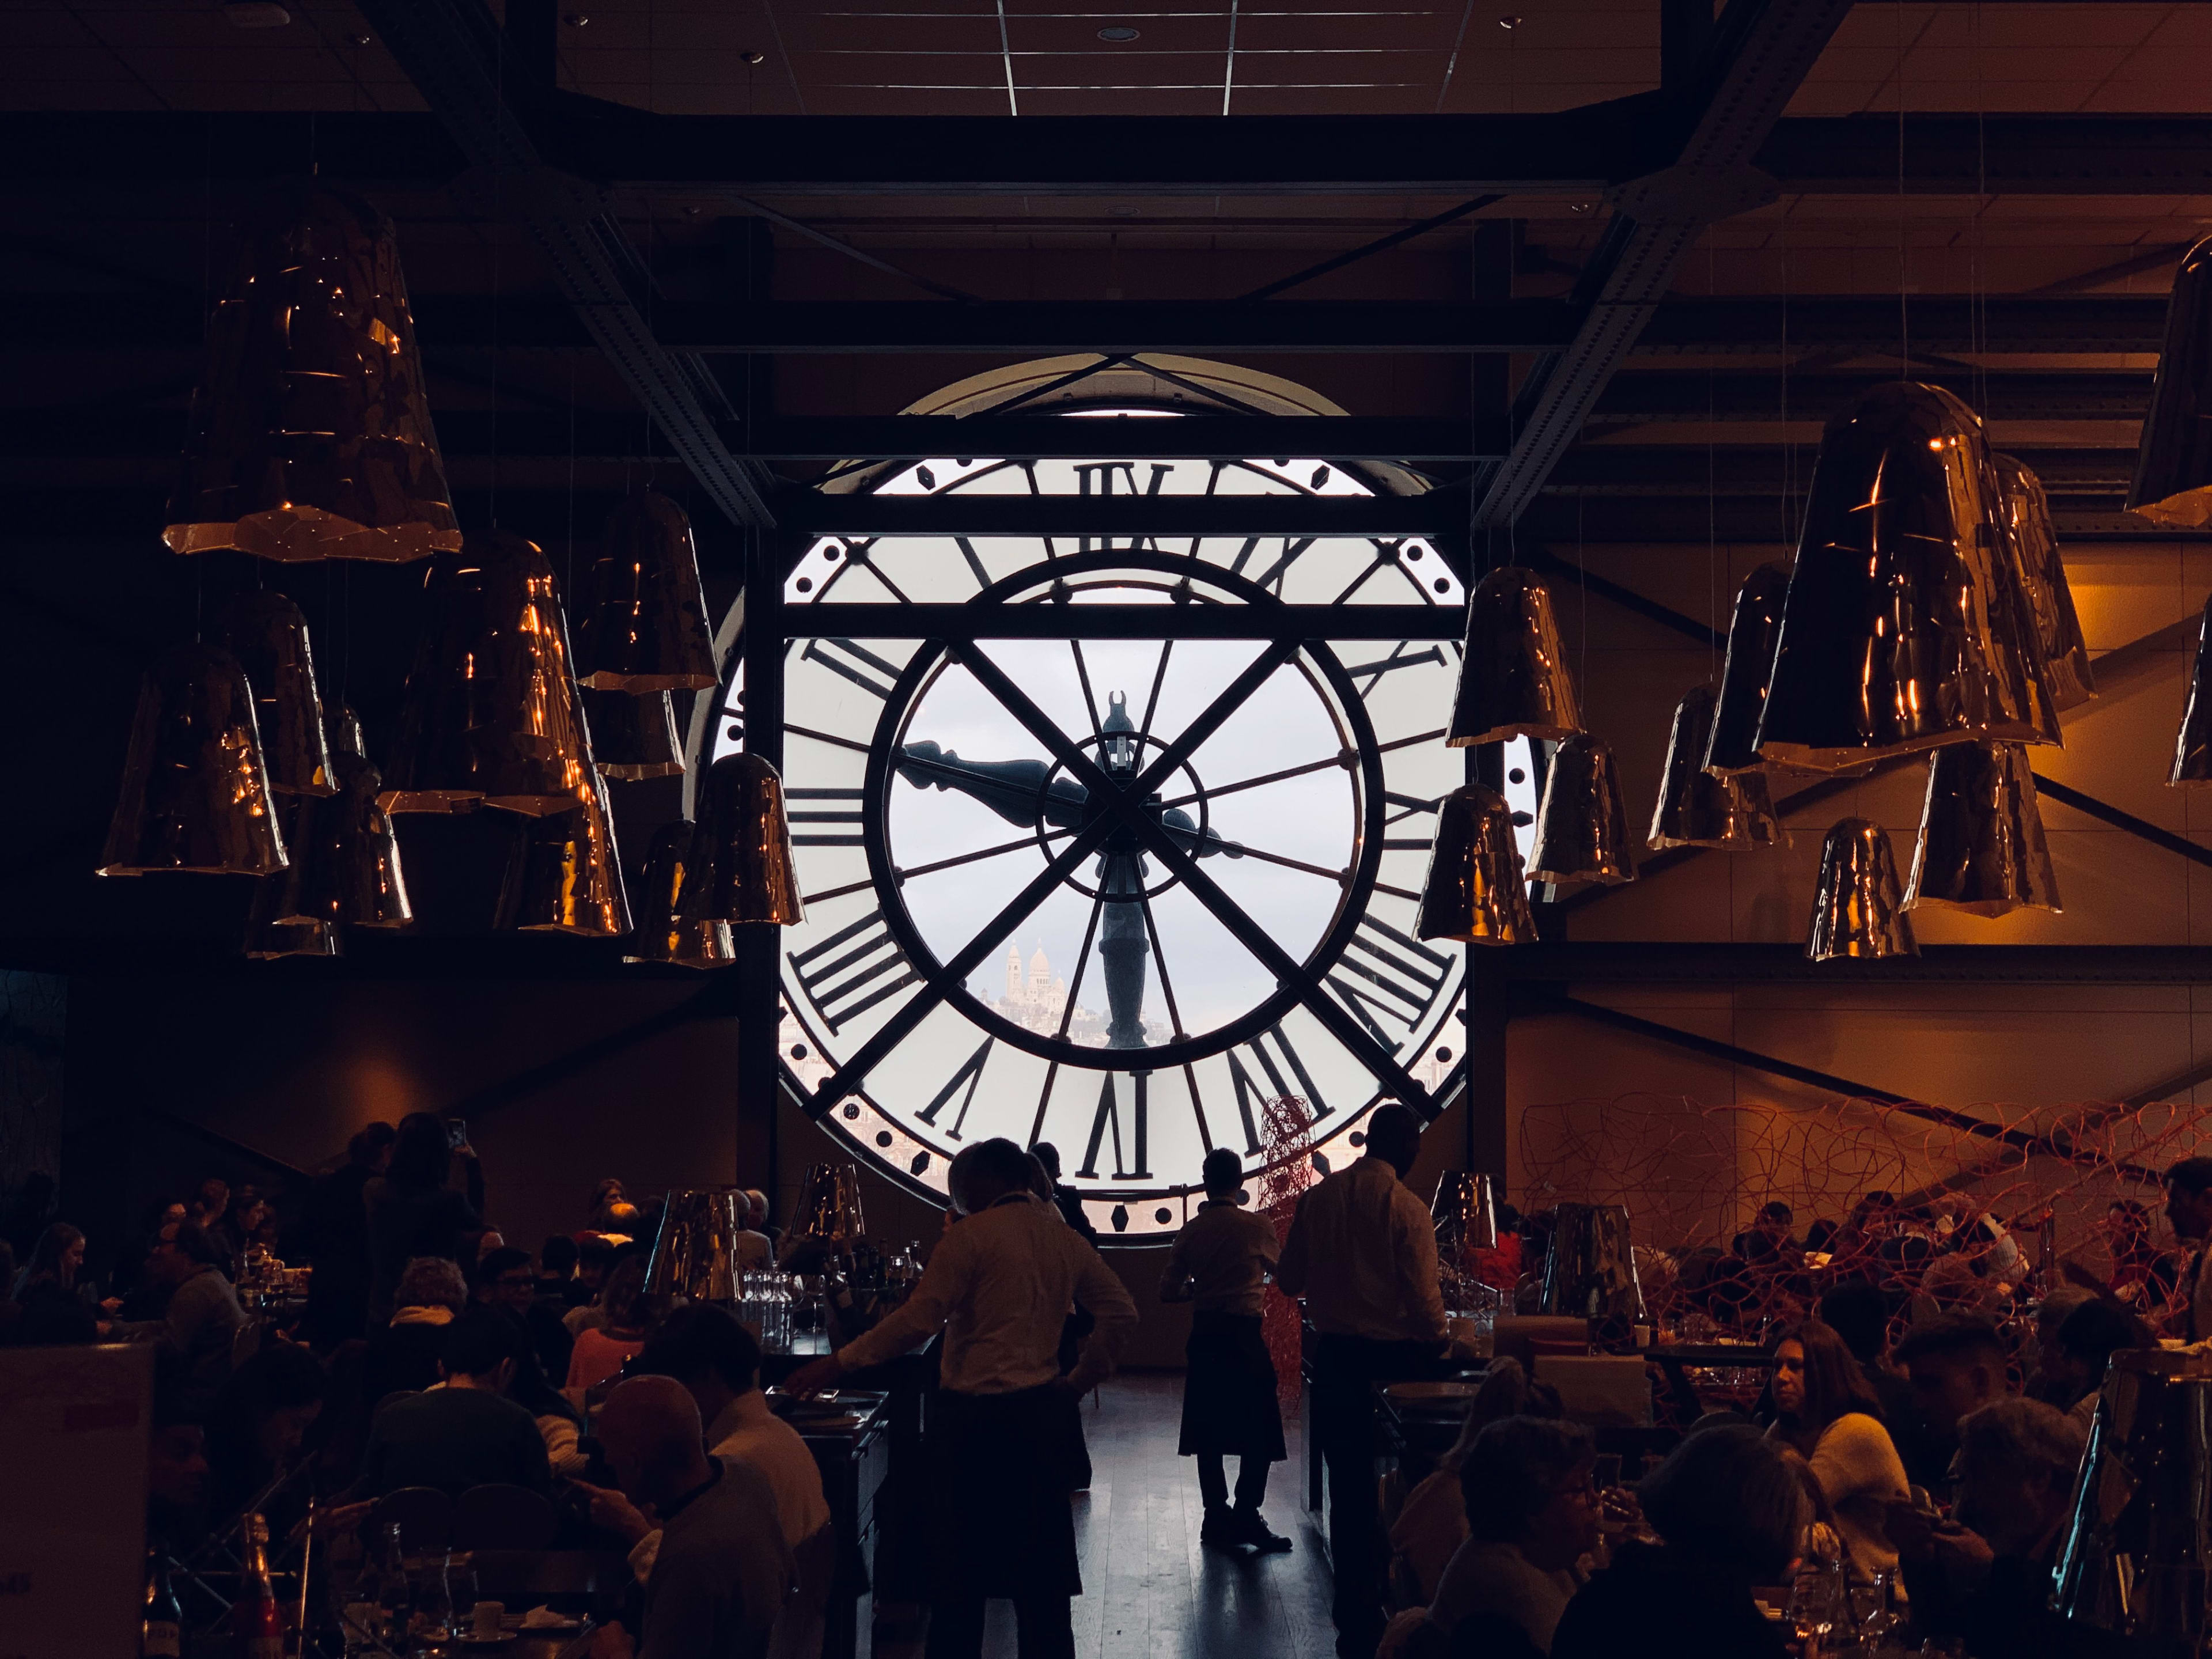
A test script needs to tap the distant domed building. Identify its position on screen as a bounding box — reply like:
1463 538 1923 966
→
977 942 1109 1045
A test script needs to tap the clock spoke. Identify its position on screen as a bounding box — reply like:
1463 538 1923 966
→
804 823 1072 907
1222 843 1347 885
1154 726 1447 815
1069 639 1107 744
1136 891 1187 1043
1138 639 1173 739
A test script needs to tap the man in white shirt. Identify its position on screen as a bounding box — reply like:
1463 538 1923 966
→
630 1306 835 1659
2166 1157 2212 1341
786 1137 1138 1659
1275 1104 1455 1659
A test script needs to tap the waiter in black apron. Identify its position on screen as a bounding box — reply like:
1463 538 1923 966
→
1275 1104 1458 1659
1163 1145 1292 1552
786 1137 1137 1659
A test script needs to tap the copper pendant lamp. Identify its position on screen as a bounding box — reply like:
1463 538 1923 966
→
1528 734 1637 885
245 797 335 958
1756 382 2056 774
586 688 685 781
573 491 718 692
496 771 631 937
1805 818 1918 961
1446 566 1583 748
212 590 335 796
1905 742 2061 918
1992 453 2095 712
326 702 366 761
682 753 805 926
626 821 736 968
1703 562 1791 775
2128 235 2212 529
1414 783 1537 945
331 753 414 927
165 181 460 563
384 531 599 815
1649 686 1781 851
101 643 287 877
2173 593 2212 784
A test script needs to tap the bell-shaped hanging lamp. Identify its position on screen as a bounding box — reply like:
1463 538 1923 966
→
101 643 287 877
627 821 736 967
212 589 335 796
325 702 366 761
643 1190 748 1304
573 491 718 692
165 181 460 563
1993 453 2095 713
793 1162 869 1245
1528 734 1637 885
1756 382 2057 774
1703 562 1791 775
383 531 599 815
244 797 335 958
2129 236 2212 529
1446 566 1583 748
1905 742 2061 917
1806 818 1918 961
495 770 631 937
330 752 413 928
2174 593 2212 785
682 752 805 926
1415 783 1537 945
1650 686 1782 851
270 793 343 926
586 688 685 781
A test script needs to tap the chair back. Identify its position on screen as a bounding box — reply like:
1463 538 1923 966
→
369 1485 453 1554
454 1482 559 1551
230 1319 263 1369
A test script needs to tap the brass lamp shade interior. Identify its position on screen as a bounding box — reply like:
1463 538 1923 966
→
626 820 736 968
213 590 335 796
1806 817 1918 961
495 769 631 937
1414 783 1536 945
164 181 460 563
1432 1171 1500 1256
1446 566 1583 748
1539 1202 1646 1324
1649 685 1781 851
101 643 287 877
586 687 685 781
1992 453 2096 712
1528 734 1637 886
2172 592 2212 785
682 753 805 926
1703 562 1791 775
1906 741 2061 918
793 1162 868 1244
244 796 335 959
384 531 599 815
573 491 718 692
2128 236 2212 529
645 1190 749 1304
1756 382 2058 774
326 702 366 761
331 753 414 928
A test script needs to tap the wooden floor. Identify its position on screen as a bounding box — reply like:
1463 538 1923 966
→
868 1371 1337 1659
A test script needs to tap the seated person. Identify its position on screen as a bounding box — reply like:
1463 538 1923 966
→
359 1256 469 1414
1816 1277 1940 1490
1892 1313 2012 1500
585 1376 794 1659
113 1222 248 1417
478 1244 574 1396
1889 1399 2100 1659
2041 1298 2151 1425
355 1309 552 1499
1551 1423 1804 1659
1390 1359 1565 1603
1767 1321 1910 1581
2022 1289 2094 1406
566 1255 651 1393
1424 1416 1599 1659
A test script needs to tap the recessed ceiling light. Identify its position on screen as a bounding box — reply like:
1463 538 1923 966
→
223 1 291 27
562 12 589 25
740 49 765 65
1498 14 1521 28
1098 25 1141 42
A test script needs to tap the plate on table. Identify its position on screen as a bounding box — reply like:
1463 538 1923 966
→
1385 1381 1479 1406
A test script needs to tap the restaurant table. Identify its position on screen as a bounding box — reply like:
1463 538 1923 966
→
769 1389 892 1659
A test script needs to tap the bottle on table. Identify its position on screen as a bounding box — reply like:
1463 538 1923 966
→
142 1550 184 1657
236 1514 286 1659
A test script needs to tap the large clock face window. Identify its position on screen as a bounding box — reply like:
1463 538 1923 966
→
708 429 1470 1238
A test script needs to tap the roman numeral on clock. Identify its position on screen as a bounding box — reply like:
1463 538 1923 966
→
799 637 901 702
1077 1071 1150 1180
787 787 865 847
1225 1022 1330 1156
788 908 920 1034
1327 915 1451 1052
916 1036 993 1139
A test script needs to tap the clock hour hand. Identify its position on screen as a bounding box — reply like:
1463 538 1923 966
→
896 741 1090 831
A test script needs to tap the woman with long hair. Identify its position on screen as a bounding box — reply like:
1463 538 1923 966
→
565 1253 651 1395
363 1113 481 1321
12 1221 85 1301
1390 1359 1567 1604
1768 1320 1910 1581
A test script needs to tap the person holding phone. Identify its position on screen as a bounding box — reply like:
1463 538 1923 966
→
365 1113 483 1321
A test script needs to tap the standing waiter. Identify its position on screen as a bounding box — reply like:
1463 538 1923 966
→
786 1137 1137 1659
1276 1103 1459 1659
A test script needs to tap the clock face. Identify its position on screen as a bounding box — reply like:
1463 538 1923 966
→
707 440 1471 1238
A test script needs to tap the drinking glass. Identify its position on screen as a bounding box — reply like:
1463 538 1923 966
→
444 1554 478 1639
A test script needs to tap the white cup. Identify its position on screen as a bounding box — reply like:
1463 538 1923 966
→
471 1601 506 1641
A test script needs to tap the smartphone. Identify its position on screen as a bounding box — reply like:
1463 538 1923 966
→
447 1117 469 1150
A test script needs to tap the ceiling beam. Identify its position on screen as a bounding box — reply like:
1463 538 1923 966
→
11 110 2212 197
1591 370 2152 424
2 294 2167 357
770 604 1467 642
1500 942 2212 983
1475 0 1861 528
347 0 772 530
775 493 1460 538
